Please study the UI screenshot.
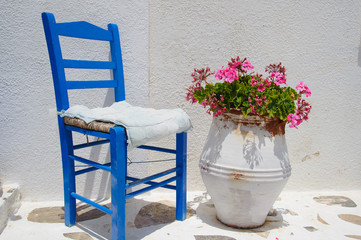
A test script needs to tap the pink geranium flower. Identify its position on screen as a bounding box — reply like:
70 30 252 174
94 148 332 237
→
215 67 238 83
287 113 301 128
270 72 287 86
296 82 311 97
241 60 254 72
250 78 257 86
258 83 265 92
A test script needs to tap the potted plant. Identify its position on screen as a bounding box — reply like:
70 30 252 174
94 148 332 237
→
186 57 311 228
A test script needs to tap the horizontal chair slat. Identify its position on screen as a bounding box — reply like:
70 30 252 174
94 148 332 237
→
67 80 117 89
137 145 177 154
69 155 111 172
73 139 110 150
71 192 112 215
125 176 177 200
75 162 111 176
126 167 177 189
63 59 115 69
127 176 176 191
57 21 113 41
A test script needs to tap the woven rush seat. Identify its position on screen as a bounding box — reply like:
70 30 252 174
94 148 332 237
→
64 116 118 134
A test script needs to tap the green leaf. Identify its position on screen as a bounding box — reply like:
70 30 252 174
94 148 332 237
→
234 97 242 108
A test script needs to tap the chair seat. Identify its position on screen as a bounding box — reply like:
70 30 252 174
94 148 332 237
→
64 116 118 133
60 101 192 148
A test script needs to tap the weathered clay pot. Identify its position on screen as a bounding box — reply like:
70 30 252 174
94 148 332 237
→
200 111 291 228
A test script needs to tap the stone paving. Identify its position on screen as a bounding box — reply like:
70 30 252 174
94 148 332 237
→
0 190 360 239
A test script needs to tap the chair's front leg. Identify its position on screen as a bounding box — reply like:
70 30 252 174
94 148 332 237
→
58 119 77 227
110 126 127 240
176 132 187 221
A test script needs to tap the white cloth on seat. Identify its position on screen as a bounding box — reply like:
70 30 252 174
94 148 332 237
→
59 101 192 148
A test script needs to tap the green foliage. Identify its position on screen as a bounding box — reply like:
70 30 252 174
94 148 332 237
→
192 76 298 120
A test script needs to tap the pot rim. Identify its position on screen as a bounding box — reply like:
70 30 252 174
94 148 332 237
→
222 109 283 122
216 110 287 136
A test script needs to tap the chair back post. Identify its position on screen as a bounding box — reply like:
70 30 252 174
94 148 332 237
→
108 23 126 102
42 12 76 226
42 12 70 111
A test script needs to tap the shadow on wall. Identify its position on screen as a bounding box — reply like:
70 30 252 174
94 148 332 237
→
81 89 115 201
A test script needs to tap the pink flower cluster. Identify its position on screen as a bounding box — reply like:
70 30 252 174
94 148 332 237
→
186 67 214 103
269 72 287 86
287 100 311 128
296 81 311 97
250 75 271 92
215 67 238 83
201 93 226 117
287 82 312 128
215 57 254 83
250 62 288 92
185 83 201 103
265 62 287 86
190 67 214 83
248 92 268 115
241 60 254 71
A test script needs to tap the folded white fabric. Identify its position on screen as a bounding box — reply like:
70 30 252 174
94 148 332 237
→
59 101 192 149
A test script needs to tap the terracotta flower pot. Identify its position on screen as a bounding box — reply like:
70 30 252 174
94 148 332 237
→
199 111 291 228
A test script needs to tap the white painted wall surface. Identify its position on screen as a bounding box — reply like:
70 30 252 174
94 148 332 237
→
149 0 361 191
1 0 361 201
0 0 149 200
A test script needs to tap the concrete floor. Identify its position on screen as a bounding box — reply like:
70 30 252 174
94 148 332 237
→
0 190 360 240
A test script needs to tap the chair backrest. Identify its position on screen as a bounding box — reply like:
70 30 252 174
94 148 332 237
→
42 12 125 111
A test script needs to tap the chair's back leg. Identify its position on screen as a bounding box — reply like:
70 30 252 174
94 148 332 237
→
176 132 187 221
110 126 128 240
58 117 76 226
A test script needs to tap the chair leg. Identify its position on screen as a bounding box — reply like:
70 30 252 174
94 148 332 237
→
110 127 127 240
59 122 76 226
176 132 187 221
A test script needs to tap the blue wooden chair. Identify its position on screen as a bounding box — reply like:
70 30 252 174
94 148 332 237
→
42 12 188 240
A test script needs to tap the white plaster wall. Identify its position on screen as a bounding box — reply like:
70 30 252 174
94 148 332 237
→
1 0 361 201
149 0 361 191
0 0 149 200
